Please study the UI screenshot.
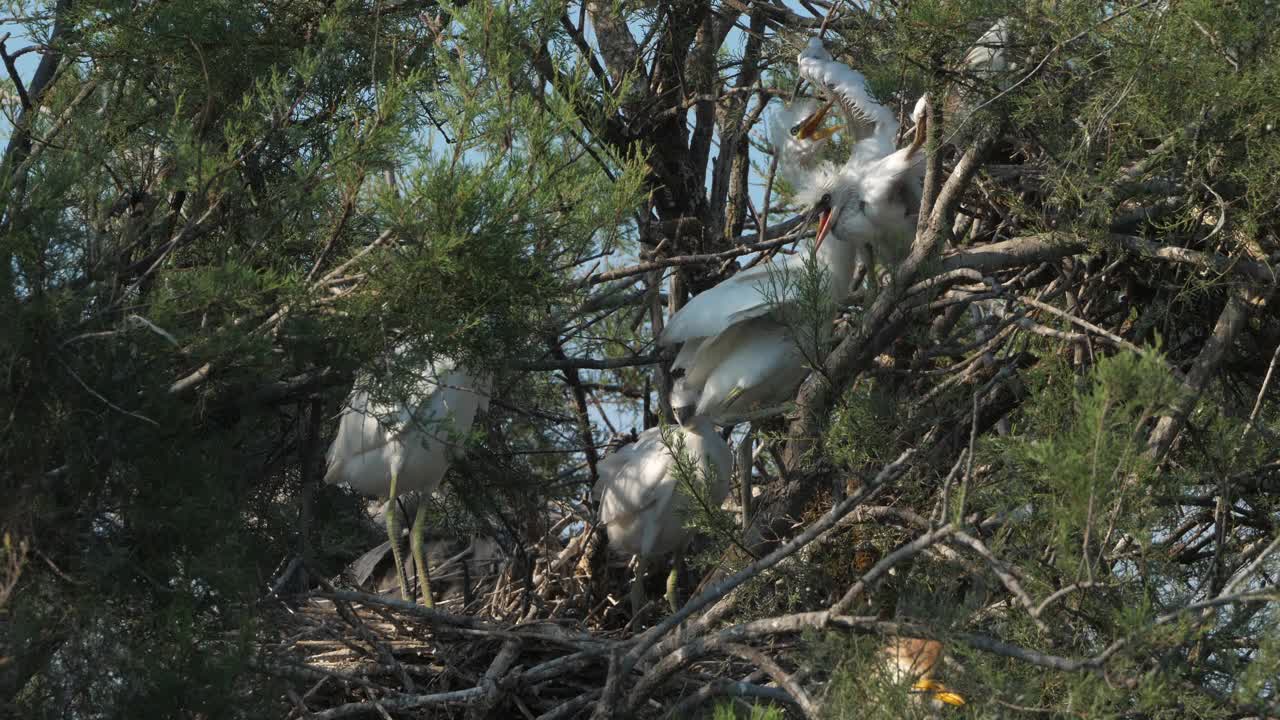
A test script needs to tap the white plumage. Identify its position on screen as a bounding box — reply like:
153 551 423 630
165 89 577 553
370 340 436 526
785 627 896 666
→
325 353 490 605
676 318 810 421
658 38 927 423
795 38 926 272
658 238 856 423
962 18 1012 79
594 417 731 557
768 98 842 191
593 416 732 612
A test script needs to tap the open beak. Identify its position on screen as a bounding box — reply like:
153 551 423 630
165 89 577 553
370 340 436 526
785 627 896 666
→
793 99 843 141
807 123 844 142
813 204 840 252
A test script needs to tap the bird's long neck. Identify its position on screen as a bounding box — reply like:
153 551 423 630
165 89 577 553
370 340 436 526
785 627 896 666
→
678 414 716 436
813 232 859 305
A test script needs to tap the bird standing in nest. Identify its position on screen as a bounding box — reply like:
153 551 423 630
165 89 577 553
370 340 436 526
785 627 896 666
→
325 350 490 607
659 38 928 424
592 408 731 616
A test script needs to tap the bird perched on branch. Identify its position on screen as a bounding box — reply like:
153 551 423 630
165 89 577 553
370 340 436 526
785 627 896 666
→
325 351 490 607
794 37 928 279
592 410 731 615
659 38 927 423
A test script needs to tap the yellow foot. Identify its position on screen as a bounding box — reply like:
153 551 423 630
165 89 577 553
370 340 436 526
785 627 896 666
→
912 678 965 707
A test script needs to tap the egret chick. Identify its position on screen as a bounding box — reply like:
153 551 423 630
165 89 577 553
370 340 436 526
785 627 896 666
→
593 410 732 615
325 354 490 606
659 43 929 421
795 38 928 281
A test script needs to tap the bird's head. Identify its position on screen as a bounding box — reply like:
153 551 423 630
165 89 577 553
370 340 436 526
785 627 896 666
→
769 99 842 179
788 98 843 142
669 377 699 427
798 170 873 252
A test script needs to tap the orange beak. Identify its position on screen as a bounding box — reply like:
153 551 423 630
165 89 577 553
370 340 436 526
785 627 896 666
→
814 204 839 252
794 99 842 140
807 123 844 142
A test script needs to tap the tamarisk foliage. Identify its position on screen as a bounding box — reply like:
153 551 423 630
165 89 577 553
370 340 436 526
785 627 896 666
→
1 0 1278 718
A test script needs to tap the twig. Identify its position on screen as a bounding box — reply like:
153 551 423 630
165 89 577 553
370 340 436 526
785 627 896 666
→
723 643 819 718
511 353 665 371
625 450 915 670
58 358 159 427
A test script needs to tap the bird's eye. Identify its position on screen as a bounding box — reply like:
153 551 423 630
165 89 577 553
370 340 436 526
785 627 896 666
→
789 123 804 136
820 193 832 206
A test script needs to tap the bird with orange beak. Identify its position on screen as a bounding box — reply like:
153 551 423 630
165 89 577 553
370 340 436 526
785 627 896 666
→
660 38 927 423
793 37 928 280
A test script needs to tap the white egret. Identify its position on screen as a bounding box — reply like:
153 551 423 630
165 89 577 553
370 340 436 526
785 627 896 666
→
592 413 732 614
673 318 811 422
324 353 490 607
659 39 926 422
952 18 1013 115
795 38 928 278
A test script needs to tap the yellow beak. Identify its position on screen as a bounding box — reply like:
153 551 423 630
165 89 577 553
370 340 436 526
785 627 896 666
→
793 99 843 141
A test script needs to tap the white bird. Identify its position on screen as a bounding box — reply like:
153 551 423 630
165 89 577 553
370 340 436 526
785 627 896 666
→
770 97 845 192
658 39 927 422
794 38 928 278
959 19 1013 92
325 352 490 606
592 414 732 614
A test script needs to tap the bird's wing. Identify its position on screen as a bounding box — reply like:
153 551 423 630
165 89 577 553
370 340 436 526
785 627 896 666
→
861 145 925 213
659 260 800 345
421 368 489 443
325 356 489 493
962 19 1012 77
676 324 741 390
324 390 395 485
798 38 899 164
671 337 705 373
696 321 809 419
594 428 672 525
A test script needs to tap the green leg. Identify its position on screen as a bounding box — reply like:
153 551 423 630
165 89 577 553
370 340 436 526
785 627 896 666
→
410 498 434 608
385 471 411 601
664 548 685 613
630 556 648 618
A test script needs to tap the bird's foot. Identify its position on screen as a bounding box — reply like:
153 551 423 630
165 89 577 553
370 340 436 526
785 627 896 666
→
912 678 965 707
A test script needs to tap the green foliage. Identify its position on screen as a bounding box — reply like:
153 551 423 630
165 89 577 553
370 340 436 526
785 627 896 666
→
826 382 898 471
660 421 737 551
712 699 785 720
3 0 1279 716
1000 350 1174 570
0 0 642 714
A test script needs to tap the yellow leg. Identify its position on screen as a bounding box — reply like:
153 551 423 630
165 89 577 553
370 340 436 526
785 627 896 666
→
630 557 648 617
410 499 434 608
385 470 411 601
664 548 684 613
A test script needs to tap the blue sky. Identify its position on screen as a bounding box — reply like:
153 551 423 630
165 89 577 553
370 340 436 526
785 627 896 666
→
0 3 837 457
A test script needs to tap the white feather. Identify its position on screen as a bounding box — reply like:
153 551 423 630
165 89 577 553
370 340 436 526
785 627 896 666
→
594 418 732 558
324 355 490 498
